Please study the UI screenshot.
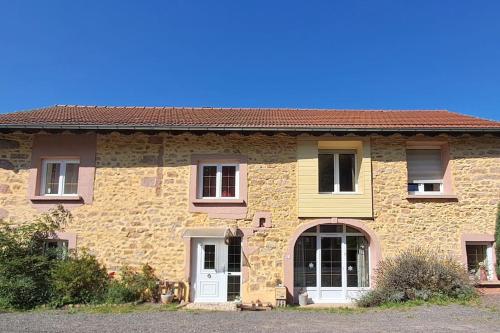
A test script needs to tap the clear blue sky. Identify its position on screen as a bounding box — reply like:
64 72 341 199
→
1 1 499 120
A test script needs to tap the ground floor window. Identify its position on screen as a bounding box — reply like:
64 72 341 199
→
294 224 370 291
44 239 69 259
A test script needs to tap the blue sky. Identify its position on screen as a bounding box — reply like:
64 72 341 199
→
0 1 499 120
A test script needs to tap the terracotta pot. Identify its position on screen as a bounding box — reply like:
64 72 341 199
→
479 267 488 281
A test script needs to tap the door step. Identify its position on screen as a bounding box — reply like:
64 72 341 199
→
184 302 240 311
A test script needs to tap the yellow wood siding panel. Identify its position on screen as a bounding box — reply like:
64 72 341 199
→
297 136 373 217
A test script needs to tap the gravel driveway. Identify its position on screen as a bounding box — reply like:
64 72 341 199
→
1 304 498 333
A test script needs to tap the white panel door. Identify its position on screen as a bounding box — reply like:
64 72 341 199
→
193 238 227 302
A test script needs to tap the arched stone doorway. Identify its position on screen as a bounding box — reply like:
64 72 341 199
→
283 218 381 304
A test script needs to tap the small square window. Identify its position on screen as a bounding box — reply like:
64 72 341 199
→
41 159 80 196
44 240 69 259
407 148 444 195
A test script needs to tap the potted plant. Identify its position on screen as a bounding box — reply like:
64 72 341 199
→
478 261 489 282
160 287 174 304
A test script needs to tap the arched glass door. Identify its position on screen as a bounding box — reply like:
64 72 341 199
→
294 224 370 303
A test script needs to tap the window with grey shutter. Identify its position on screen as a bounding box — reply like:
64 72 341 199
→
406 149 443 182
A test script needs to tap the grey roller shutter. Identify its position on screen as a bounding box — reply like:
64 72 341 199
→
407 149 443 182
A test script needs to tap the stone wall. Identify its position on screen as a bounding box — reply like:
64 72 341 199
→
371 134 500 259
0 132 499 303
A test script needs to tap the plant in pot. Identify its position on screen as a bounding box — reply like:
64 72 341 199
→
478 261 489 282
160 287 174 304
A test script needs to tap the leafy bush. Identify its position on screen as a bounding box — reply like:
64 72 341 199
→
105 280 137 304
50 251 109 306
109 264 159 303
0 206 70 309
358 247 475 307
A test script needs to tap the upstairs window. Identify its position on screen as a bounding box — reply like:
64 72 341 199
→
406 149 443 194
199 164 239 199
318 150 357 193
41 159 80 196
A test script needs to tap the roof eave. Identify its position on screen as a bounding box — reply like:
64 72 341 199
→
0 124 499 133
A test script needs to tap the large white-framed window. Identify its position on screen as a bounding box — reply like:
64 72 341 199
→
198 163 239 199
41 159 80 196
318 150 358 194
406 148 443 195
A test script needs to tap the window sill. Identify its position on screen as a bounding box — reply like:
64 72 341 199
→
192 198 245 204
407 194 458 200
30 195 82 202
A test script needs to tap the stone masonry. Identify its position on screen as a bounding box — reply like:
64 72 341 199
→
0 132 499 303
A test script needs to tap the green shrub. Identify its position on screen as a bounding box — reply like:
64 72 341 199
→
0 205 70 309
105 280 137 304
358 247 475 307
116 264 159 303
50 251 109 306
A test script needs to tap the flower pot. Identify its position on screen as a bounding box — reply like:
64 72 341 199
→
479 267 488 282
298 292 308 306
161 293 174 304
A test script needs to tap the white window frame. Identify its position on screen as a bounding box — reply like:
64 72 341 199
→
318 152 359 194
198 163 240 199
408 180 444 195
40 159 80 196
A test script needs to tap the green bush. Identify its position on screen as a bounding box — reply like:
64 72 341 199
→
358 247 475 307
50 251 109 306
114 264 159 303
105 280 137 304
0 205 70 310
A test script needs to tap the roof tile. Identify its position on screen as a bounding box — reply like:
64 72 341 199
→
0 105 498 130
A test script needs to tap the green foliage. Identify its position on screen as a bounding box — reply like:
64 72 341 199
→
358 247 476 307
495 204 500 278
107 264 159 303
105 280 137 304
50 251 109 306
0 205 71 310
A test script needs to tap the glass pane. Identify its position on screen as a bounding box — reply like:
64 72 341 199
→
408 183 419 192
303 226 317 233
346 236 369 287
202 166 217 197
227 237 241 273
44 240 68 260
423 183 441 192
294 236 317 287
44 162 61 194
203 244 215 270
63 163 79 194
321 237 342 287
345 226 360 233
318 154 334 192
339 154 355 192
227 275 241 301
466 245 487 273
320 225 343 233
221 166 236 197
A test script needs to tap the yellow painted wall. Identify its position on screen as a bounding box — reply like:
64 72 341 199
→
297 136 373 217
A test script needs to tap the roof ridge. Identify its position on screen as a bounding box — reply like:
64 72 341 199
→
53 104 450 112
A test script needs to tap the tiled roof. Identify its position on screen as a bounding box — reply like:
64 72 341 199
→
0 105 499 131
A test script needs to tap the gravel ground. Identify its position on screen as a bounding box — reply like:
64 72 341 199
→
0 303 498 333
